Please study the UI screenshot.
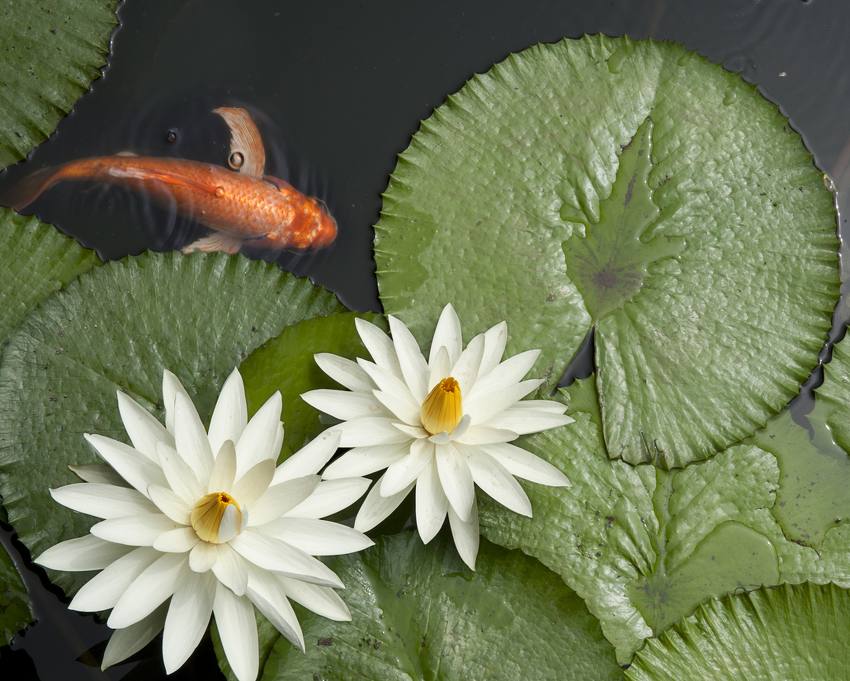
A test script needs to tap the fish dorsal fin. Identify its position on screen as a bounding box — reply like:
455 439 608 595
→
262 175 295 192
213 106 266 178
116 151 138 156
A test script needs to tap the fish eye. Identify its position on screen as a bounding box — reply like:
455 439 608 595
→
228 151 244 169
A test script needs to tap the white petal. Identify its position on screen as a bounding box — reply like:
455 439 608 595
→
334 416 411 447
50 483 157 519
314 353 373 392
236 391 283 475
231 530 343 588
435 443 475 521
470 350 541 398
429 303 462 366
162 570 216 673
246 566 304 651
450 333 485 395
260 518 373 556
157 442 203 504
211 543 248 596
69 547 159 612
68 463 125 485
481 443 570 487
485 408 574 435
301 389 381 420
213 582 259 681
154 527 200 553
162 370 191 435
148 485 191 524
189 541 218 573
393 422 429 439
355 317 401 375
108 553 187 628
232 459 276 507
209 440 238 492
91 513 178 547
353 476 412 532
35 535 129 572
415 460 448 544
174 391 214 481
280 576 351 621
380 439 433 496
84 434 166 499
464 379 543 424
116 391 173 462
509 399 567 414
208 369 248 455
101 605 167 670
448 502 479 570
272 429 340 483
428 346 452 391
477 321 508 378
465 450 532 516
247 475 320 527
285 478 371 519
357 360 421 424
321 443 407 480
387 315 429 400
455 425 518 445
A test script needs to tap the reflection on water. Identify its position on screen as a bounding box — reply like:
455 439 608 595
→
2 0 850 678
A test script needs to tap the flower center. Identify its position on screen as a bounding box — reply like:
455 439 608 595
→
420 376 463 435
190 491 243 544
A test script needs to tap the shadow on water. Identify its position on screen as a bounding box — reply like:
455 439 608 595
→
3 0 850 679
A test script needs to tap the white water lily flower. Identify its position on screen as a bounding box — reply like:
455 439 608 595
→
36 368 372 681
302 304 572 570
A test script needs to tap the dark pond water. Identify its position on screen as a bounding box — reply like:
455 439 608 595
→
2 0 850 678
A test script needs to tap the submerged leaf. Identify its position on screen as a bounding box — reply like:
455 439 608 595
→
0 252 341 593
376 36 838 467
216 532 621 681
0 0 119 168
0 510 32 645
627 583 850 680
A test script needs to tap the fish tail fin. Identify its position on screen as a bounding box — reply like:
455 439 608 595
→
182 232 244 255
4 166 61 211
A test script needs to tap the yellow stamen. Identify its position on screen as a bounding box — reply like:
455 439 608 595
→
190 491 242 544
420 377 463 435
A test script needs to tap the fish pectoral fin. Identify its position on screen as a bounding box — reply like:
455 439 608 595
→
182 232 244 255
213 107 267 178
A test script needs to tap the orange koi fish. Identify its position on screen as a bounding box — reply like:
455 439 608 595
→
8 107 336 253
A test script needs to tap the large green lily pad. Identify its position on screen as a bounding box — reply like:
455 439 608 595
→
216 532 621 681
627 583 850 680
240 312 378 458
0 0 119 169
375 36 838 467
0 252 341 593
479 377 850 663
0 209 99 344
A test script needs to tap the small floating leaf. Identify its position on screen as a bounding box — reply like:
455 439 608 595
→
375 36 838 467
215 532 621 681
0 0 119 169
627 583 850 681
0 252 341 593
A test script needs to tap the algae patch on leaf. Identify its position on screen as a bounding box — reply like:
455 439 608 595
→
376 36 838 467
